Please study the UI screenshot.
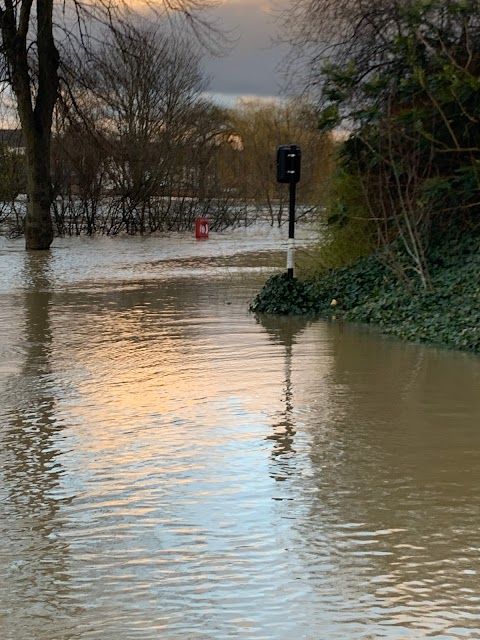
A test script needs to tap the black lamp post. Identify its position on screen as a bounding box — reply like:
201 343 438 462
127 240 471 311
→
277 144 301 279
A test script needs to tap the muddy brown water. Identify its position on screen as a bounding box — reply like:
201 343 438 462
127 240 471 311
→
1 229 480 639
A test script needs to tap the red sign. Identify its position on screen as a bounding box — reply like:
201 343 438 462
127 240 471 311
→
195 217 209 239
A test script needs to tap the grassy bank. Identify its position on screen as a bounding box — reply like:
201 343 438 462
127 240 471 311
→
251 228 480 354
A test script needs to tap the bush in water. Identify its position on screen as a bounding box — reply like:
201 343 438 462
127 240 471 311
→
251 230 480 354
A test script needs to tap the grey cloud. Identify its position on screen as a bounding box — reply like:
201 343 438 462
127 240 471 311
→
203 0 290 99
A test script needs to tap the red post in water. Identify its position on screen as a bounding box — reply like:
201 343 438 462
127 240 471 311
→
195 217 209 239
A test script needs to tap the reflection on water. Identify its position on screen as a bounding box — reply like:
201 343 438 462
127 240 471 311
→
1 252 77 638
1 234 480 639
292 331 480 638
257 315 311 475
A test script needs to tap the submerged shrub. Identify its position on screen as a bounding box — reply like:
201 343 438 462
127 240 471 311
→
249 273 319 315
251 229 480 353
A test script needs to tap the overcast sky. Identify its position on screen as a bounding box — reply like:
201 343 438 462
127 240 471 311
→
203 0 290 105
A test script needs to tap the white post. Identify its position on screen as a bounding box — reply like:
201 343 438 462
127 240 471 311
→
287 237 295 275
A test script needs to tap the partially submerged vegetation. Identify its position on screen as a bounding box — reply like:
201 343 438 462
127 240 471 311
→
0 0 477 355
250 225 480 353
0 30 332 239
253 0 480 354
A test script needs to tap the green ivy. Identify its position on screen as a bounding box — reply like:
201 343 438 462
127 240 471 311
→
249 274 320 316
251 230 480 354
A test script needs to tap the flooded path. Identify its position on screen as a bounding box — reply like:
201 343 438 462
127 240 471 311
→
1 228 480 639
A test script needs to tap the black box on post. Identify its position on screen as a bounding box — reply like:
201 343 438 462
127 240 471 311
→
277 145 301 183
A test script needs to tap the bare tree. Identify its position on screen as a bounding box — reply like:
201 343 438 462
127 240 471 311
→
355 112 434 289
0 0 224 249
281 0 404 98
81 21 208 233
232 99 333 225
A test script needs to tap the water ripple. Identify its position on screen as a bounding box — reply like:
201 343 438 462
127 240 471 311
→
1 236 480 638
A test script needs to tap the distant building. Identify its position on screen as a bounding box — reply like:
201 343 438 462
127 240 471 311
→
0 129 25 154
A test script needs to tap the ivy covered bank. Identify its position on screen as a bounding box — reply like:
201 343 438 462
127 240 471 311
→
250 226 480 353
252 0 480 353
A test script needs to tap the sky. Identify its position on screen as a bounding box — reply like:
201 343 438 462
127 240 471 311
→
202 0 290 106
0 0 290 127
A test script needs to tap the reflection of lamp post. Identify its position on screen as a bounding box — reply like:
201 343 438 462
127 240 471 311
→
257 315 309 471
270 339 294 460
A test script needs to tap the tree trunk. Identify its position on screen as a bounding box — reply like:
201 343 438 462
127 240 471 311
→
24 131 54 249
24 0 59 249
1 0 59 250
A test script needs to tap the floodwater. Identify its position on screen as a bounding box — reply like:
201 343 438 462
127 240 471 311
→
1 227 480 640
